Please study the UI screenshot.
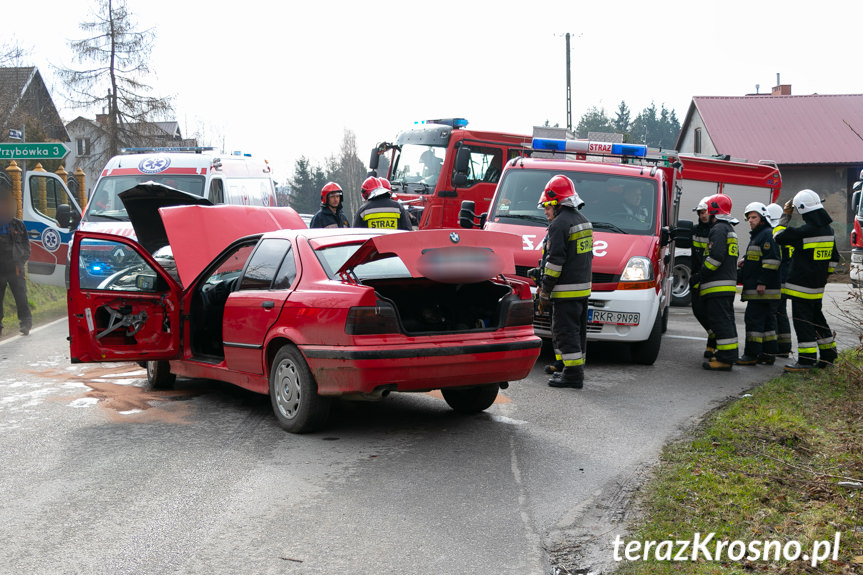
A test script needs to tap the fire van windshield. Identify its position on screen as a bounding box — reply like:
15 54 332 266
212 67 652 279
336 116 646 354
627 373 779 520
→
86 175 206 221
490 169 658 235
390 144 446 193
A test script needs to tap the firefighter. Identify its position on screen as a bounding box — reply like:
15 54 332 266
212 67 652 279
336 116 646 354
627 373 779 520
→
527 212 563 375
699 194 739 371
766 202 793 356
309 182 350 229
353 176 413 231
737 202 781 365
689 196 715 358
773 189 839 372
536 175 593 388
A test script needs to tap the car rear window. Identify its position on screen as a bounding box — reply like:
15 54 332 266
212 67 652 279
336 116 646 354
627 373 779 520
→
315 244 410 280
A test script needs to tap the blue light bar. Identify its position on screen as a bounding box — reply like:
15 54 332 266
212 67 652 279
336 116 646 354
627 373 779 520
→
531 138 647 157
415 118 469 129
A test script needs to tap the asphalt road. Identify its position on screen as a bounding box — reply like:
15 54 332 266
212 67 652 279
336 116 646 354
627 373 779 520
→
0 284 859 575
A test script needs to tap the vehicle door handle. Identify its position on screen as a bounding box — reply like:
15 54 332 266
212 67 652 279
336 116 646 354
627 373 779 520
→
261 301 275 309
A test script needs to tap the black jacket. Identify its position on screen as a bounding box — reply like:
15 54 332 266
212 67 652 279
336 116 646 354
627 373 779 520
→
353 196 412 231
541 207 593 299
773 208 838 299
740 221 781 301
0 218 31 275
699 218 738 298
309 206 349 229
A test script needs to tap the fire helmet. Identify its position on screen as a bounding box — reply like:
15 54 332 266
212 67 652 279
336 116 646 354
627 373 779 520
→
705 194 732 216
765 203 783 227
693 196 711 212
320 181 343 205
792 189 823 214
538 175 584 210
379 178 392 191
361 176 386 200
743 201 769 222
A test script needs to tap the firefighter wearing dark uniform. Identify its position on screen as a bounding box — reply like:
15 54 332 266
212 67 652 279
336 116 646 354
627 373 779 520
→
0 184 32 337
527 220 564 375
766 203 793 356
309 182 350 229
689 196 715 358
773 189 839 372
700 194 739 370
737 202 781 365
537 175 592 388
353 176 413 231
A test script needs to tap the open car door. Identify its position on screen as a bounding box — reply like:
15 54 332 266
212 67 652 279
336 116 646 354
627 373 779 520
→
68 231 183 364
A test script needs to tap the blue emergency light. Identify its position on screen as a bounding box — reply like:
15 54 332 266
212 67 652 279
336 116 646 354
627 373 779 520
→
415 118 469 129
532 137 647 157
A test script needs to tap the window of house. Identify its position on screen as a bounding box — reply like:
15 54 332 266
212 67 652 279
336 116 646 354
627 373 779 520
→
694 128 702 154
76 138 91 157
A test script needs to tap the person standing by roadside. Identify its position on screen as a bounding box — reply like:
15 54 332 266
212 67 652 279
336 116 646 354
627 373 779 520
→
773 190 839 372
699 194 739 371
0 182 32 337
536 175 593 389
689 196 715 359
766 203 794 357
737 202 781 365
309 182 350 229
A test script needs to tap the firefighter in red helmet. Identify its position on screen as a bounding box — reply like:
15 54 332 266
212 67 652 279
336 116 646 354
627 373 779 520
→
354 176 412 231
537 175 593 388
309 182 350 229
699 194 740 371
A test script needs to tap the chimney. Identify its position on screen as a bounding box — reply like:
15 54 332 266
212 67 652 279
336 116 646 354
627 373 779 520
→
96 113 108 125
771 73 791 95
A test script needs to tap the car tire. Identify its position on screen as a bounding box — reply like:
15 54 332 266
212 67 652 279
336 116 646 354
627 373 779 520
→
269 345 331 433
441 384 499 413
671 256 692 307
146 360 176 389
631 311 662 365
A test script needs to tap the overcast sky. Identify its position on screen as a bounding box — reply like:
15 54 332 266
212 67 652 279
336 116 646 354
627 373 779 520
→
7 0 862 184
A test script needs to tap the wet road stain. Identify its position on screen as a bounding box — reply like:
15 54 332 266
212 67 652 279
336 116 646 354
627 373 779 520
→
424 389 512 404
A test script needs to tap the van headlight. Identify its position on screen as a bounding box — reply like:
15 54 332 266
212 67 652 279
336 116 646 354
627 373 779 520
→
620 257 653 282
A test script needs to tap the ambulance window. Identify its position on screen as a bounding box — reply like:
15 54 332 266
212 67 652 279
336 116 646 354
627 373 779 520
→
29 174 79 223
209 179 224 204
460 147 504 187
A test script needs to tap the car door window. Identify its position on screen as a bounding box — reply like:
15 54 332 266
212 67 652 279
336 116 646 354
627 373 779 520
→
272 245 297 289
79 238 163 292
240 239 290 290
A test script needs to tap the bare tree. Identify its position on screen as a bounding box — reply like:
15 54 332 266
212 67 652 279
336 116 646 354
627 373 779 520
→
339 129 366 217
56 0 173 159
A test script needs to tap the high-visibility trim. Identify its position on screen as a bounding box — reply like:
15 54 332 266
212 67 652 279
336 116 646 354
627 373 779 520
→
544 267 561 278
568 222 592 236
772 225 787 236
764 331 777 342
798 345 818 354
761 258 780 269
704 257 721 270
693 238 708 249
778 334 793 342
745 331 765 343
550 282 591 299
801 235 833 246
545 262 562 273
716 338 738 351
818 342 837 350
700 280 736 295
561 351 585 366
741 289 781 300
782 283 824 299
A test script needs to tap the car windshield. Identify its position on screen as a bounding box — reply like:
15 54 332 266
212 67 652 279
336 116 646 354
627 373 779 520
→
390 144 446 193
315 243 411 280
85 175 206 221
489 169 658 235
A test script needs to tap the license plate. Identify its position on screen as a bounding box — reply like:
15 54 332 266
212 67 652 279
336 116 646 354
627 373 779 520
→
588 309 640 326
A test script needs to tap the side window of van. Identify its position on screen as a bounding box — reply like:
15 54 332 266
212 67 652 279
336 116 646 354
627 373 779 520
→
29 174 81 225
461 146 504 187
209 179 224 204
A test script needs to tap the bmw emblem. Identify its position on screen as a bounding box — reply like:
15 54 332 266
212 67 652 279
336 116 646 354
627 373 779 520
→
449 232 460 244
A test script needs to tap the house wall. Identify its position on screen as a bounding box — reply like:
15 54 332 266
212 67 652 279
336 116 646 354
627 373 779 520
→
676 112 718 156
65 120 107 196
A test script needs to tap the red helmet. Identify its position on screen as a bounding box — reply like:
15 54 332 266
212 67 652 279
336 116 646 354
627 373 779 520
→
361 176 384 200
320 181 343 204
379 178 392 191
538 175 584 209
705 194 732 216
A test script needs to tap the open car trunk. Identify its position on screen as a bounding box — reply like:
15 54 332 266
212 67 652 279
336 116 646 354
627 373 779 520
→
364 278 514 334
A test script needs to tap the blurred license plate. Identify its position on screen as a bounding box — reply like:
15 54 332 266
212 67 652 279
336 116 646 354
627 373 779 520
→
588 309 640 325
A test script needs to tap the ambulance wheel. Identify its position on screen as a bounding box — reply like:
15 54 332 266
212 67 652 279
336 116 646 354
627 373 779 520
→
269 345 331 433
146 360 176 389
631 312 662 365
442 384 499 413
671 257 692 307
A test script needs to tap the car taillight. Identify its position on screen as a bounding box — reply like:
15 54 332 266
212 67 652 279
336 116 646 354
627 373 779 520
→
504 299 535 327
345 302 401 335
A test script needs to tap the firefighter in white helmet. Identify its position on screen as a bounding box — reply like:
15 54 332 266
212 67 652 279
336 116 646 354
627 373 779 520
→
765 203 793 356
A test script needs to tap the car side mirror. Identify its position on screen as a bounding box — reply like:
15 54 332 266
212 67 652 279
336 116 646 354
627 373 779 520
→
459 200 477 229
368 147 380 172
853 190 861 212
671 219 694 249
56 204 71 228
660 226 671 247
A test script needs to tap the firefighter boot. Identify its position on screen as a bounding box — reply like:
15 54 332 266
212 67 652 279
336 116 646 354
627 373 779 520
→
548 366 584 389
736 355 758 366
702 359 733 371
544 361 564 375
783 362 814 374
757 354 775 366
703 346 716 359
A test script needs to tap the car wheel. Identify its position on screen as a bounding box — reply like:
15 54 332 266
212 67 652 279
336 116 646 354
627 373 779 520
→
671 256 692 307
146 360 176 389
269 345 330 433
441 384 499 413
631 311 662 365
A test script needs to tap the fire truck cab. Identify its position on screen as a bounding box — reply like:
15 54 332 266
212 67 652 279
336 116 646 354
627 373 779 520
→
368 119 530 228
851 168 863 288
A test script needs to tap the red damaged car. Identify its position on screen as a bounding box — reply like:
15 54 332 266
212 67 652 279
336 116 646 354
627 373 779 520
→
67 186 541 432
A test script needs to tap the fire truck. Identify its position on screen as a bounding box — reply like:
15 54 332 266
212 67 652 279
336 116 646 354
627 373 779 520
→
851 168 863 288
368 119 531 228
458 134 782 364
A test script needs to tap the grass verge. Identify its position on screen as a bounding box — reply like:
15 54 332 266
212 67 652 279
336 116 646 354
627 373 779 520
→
1 278 67 333
615 351 863 574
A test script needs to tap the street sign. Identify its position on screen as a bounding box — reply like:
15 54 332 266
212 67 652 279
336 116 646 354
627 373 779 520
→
0 142 70 160
8 129 23 140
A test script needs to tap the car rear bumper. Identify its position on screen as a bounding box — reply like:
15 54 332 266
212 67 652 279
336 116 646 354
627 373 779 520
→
300 335 542 395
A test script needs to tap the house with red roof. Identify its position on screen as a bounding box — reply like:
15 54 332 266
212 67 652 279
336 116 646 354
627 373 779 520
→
675 83 863 248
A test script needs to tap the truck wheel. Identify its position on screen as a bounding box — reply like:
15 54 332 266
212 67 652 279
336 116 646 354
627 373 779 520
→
442 384 499 413
146 360 176 389
631 312 662 365
671 257 692 307
269 345 331 433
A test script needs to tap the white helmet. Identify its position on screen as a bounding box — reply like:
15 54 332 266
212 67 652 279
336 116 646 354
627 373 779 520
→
693 196 711 212
792 189 823 214
765 203 783 227
743 201 769 222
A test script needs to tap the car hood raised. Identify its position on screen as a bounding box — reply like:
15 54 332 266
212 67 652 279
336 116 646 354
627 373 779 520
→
336 229 521 283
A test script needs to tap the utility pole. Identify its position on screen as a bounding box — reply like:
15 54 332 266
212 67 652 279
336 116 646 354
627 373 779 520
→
566 32 572 131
